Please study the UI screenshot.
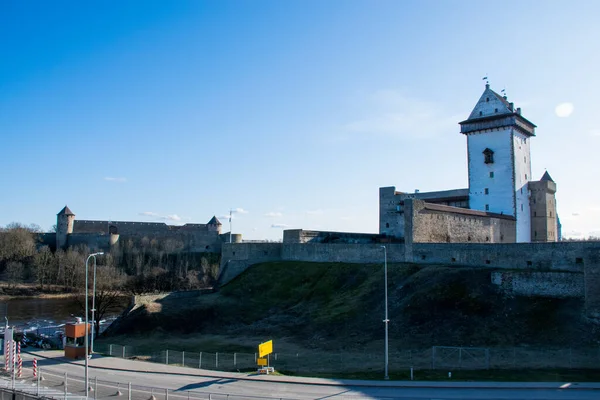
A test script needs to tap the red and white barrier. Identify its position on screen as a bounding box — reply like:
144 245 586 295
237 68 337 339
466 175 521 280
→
17 356 22 378
4 340 8 371
33 358 37 377
12 342 15 374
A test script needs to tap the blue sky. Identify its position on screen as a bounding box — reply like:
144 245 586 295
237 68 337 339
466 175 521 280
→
1 0 599 240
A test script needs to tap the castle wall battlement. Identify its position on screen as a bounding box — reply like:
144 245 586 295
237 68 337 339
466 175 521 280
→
73 220 212 235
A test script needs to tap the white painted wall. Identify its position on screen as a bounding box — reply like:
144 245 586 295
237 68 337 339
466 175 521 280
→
513 130 532 242
468 128 515 216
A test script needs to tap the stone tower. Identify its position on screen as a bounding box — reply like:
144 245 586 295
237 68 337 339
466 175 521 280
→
459 84 536 242
56 205 75 249
207 216 222 234
529 171 558 242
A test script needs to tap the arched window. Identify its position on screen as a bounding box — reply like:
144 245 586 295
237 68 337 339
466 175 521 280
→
483 148 494 164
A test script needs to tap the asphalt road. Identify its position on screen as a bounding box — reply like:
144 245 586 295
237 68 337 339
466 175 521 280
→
10 350 599 400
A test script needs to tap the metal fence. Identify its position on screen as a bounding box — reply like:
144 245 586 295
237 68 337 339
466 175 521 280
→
0 369 296 400
95 343 600 373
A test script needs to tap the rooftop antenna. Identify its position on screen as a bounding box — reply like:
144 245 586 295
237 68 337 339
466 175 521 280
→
229 209 233 243
501 88 507 100
482 75 489 85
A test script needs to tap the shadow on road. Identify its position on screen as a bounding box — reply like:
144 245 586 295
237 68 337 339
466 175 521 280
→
177 378 238 391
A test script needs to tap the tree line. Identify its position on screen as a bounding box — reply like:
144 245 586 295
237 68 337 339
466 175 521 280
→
0 222 220 294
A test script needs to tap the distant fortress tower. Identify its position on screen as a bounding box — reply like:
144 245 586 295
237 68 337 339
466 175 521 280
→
56 205 75 249
459 84 536 242
529 171 558 242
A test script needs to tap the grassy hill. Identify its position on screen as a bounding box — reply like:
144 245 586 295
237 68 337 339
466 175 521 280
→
109 261 597 350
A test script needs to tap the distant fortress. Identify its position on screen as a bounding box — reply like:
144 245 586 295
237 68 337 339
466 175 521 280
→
42 206 241 253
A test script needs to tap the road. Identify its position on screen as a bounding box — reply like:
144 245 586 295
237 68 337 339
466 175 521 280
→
9 350 599 400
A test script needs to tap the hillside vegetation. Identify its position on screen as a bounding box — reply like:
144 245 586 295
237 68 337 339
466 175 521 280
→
111 261 597 350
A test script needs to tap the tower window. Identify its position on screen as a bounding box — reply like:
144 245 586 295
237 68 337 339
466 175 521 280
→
484 188 489 195
485 204 489 211
525 174 528 180
534 212 537 217
524 156 527 163
483 148 494 164
386 223 389 228
489 172 494 178
479 111 483 116
486 97 489 102
495 108 498 113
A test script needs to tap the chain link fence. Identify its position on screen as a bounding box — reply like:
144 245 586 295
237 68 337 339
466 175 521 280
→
95 343 600 373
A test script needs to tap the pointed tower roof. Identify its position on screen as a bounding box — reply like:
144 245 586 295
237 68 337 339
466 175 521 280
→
466 84 513 120
540 171 554 182
459 84 536 137
207 216 222 225
57 205 75 216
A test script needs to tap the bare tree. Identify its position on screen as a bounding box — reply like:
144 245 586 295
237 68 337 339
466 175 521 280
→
5 261 24 287
0 223 36 268
76 264 127 336
33 246 53 289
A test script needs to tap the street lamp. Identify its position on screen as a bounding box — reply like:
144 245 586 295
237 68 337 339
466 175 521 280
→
381 245 389 380
85 252 103 398
91 254 100 355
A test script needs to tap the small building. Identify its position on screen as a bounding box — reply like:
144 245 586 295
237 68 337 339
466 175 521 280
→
64 320 90 359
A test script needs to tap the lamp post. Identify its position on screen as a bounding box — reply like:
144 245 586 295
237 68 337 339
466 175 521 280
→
85 252 103 398
381 245 389 380
91 255 99 354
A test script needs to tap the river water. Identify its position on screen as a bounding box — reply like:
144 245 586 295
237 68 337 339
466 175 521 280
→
0 296 129 335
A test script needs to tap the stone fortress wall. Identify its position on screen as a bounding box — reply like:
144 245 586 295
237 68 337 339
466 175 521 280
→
218 239 600 315
52 206 231 253
405 199 516 244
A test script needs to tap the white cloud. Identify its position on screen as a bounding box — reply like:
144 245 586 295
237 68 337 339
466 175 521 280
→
306 209 324 215
563 230 583 238
343 89 459 138
233 208 248 214
265 212 283 218
104 177 127 183
271 223 290 228
555 102 574 118
591 129 600 137
165 214 181 222
139 211 159 217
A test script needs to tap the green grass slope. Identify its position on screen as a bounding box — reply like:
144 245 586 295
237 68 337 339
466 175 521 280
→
112 262 597 349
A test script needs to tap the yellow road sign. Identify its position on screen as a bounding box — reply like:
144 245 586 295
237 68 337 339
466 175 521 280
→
258 340 273 358
257 357 267 366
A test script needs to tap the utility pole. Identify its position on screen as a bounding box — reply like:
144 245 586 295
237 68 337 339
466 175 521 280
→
229 209 234 243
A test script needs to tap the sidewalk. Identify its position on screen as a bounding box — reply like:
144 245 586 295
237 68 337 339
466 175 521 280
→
22 349 600 391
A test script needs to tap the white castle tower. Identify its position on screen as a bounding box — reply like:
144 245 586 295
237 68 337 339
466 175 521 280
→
459 84 536 242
